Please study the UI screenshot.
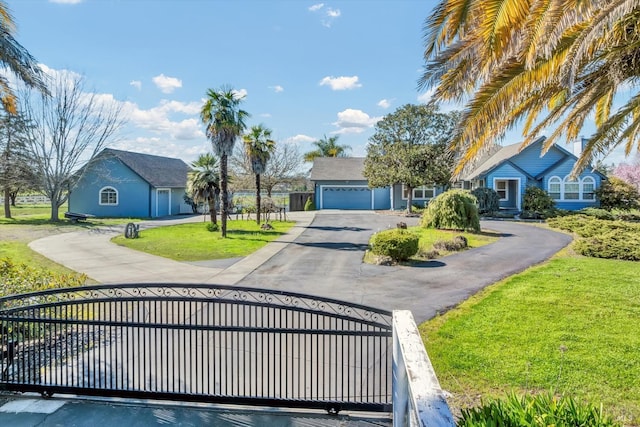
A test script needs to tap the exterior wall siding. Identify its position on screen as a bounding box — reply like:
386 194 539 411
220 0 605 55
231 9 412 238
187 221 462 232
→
391 184 445 210
510 144 566 177
542 158 602 210
69 158 152 218
486 164 527 210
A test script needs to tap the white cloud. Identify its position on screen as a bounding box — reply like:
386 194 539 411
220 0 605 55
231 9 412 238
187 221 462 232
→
232 88 248 99
326 8 341 18
126 99 204 141
269 85 284 93
319 75 362 91
417 88 436 104
377 99 391 109
308 3 324 12
285 134 315 145
259 113 272 118
333 109 381 134
130 80 142 90
152 74 182 94
49 0 83 3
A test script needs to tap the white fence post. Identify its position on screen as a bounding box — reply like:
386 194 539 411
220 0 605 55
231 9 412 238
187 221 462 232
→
392 310 456 427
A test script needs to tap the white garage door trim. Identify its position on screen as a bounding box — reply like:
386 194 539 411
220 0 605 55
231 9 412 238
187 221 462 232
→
319 185 374 209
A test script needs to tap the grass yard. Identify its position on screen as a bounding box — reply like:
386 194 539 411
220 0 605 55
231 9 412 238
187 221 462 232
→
112 220 295 261
413 227 500 258
419 252 640 425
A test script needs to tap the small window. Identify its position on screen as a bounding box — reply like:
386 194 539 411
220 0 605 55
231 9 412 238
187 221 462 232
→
548 177 561 200
582 177 595 200
495 180 508 200
402 185 435 200
99 187 118 205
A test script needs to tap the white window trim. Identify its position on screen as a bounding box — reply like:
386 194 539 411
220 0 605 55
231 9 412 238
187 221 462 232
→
99 186 118 206
548 176 562 200
492 177 521 210
400 184 436 200
548 175 597 201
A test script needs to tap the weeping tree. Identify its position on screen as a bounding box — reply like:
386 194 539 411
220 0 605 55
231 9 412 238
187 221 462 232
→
200 86 249 238
187 153 220 225
243 124 275 224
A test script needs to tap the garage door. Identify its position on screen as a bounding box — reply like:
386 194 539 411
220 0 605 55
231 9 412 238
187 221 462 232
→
322 186 372 209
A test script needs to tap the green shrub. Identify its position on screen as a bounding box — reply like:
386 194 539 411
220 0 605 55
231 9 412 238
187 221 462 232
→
433 235 468 252
459 392 620 427
0 258 87 298
369 229 419 261
421 189 480 232
579 207 615 220
471 187 500 214
206 223 219 232
547 215 640 260
304 196 316 211
596 177 640 210
523 185 555 213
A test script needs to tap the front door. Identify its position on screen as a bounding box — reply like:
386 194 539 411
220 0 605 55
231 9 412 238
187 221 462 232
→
156 189 170 217
494 179 519 210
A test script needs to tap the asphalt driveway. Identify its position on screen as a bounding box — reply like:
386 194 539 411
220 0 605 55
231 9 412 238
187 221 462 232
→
236 212 572 323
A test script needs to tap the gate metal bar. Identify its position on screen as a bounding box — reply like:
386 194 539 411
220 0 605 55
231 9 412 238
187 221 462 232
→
0 284 392 412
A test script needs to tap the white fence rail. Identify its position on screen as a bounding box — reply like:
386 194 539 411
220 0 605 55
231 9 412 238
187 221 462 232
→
0 195 51 204
392 310 455 427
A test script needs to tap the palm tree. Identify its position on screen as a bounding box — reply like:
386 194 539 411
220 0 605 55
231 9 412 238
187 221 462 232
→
187 153 219 225
420 0 640 176
243 124 276 224
303 135 351 162
200 86 249 237
0 2 48 113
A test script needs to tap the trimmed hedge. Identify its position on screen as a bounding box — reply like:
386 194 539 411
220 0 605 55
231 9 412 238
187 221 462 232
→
369 229 419 261
421 189 480 232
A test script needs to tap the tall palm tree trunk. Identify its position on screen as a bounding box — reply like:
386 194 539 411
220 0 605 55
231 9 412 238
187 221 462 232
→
220 154 229 238
255 173 261 225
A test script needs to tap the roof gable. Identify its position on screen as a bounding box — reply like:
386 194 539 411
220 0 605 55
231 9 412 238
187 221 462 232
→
97 148 189 188
310 157 367 181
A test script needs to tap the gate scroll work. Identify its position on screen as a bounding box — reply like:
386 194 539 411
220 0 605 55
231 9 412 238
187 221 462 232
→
0 284 392 413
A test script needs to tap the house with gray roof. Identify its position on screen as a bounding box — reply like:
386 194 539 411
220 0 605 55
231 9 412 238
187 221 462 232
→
461 136 606 211
310 157 446 210
68 148 191 218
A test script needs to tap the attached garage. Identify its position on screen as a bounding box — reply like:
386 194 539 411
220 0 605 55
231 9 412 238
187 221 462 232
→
320 186 372 210
310 157 391 210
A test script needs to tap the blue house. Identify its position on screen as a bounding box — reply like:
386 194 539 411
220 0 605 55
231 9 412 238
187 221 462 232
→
461 137 606 211
310 157 446 210
68 148 191 218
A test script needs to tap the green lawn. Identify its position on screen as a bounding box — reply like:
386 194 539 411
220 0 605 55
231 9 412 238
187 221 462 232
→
111 220 295 261
419 253 640 425
413 227 500 256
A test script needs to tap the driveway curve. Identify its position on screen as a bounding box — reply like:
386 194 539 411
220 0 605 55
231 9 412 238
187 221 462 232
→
28 211 572 323
236 212 572 323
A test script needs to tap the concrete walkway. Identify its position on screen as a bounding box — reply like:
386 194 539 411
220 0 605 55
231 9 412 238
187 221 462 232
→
28 211 316 285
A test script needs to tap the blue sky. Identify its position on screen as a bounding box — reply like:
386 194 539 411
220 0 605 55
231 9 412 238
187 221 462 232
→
6 0 629 166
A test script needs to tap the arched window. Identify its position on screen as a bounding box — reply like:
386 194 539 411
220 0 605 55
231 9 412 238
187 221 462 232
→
582 176 596 200
99 186 118 206
548 177 561 200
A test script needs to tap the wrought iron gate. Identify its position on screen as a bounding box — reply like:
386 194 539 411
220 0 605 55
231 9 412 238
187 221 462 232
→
0 284 392 413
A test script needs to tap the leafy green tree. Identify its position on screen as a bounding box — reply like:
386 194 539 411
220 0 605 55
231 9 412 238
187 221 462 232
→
303 135 350 162
200 86 249 237
0 2 48 114
187 153 220 225
0 110 35 218
243 124 275 224
363 104 459 213
421 0 640 176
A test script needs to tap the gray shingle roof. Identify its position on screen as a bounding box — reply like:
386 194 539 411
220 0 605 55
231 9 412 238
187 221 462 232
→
462 137 546 181
310 157 366 181
99 148 189 188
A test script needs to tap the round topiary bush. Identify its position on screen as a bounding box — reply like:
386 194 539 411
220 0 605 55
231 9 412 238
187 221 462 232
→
370 229 419 261
421 189 480 232
471 187 500 214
